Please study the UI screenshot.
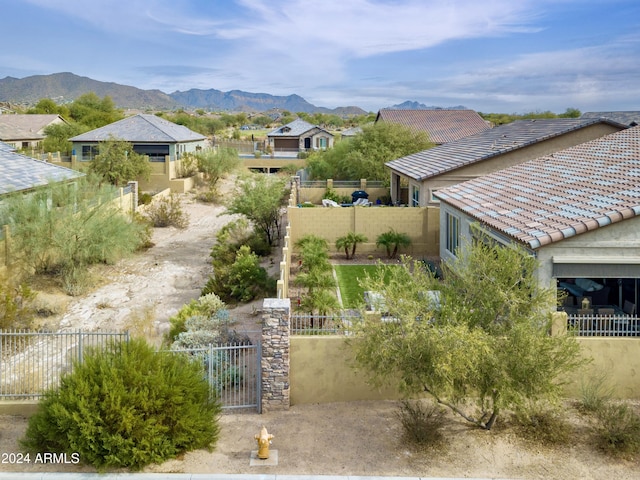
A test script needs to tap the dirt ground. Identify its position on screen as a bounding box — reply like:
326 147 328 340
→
1 187 640 478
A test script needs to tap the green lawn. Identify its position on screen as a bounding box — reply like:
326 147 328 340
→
334 264 396 308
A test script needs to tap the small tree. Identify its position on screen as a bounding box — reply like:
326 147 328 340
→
196 147 240 190
376 229 411 258
336 232 368 259
89 136 151 187
351 228 582 430
225 174 288 245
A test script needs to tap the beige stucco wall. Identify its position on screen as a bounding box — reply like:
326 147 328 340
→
297 187 390 205
289 333 640 405
290 336 402 404
564 337 640 399
287 205 440 257
417 123 623 206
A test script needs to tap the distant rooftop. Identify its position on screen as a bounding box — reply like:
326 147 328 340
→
581 111 640 127
387 118 627 181
0 114 65 141
434 125 640 249
268 118 330 137
70 114 206 143
375 109 490 144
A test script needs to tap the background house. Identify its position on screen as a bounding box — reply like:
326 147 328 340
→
267 118 333 155
375 109 490 145
581 111 640 127
67 114 207 192
434 126 640 318
0 114 68 150
387 118 626 207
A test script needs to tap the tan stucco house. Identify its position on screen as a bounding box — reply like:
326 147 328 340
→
267 118 333 154
434 125 640 324
0 114 68 150
387 118 626 207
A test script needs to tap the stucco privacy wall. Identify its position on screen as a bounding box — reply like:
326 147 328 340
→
297 187 390 205
287 205 440 257
290 336 402 404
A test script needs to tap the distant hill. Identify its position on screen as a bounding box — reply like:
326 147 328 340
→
0 72 368 115
390 100 468 110
0 72 178 110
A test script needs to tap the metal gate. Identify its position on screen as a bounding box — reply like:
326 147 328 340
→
172 342 262 412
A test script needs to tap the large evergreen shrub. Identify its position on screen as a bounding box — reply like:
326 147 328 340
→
21 338 221 471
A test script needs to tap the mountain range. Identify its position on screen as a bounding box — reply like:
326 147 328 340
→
0 72 468 115
0 72 367 115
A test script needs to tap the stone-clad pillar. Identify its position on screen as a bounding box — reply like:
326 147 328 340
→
261 298 291 412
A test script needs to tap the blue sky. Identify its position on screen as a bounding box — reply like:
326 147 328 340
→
2 0 639 113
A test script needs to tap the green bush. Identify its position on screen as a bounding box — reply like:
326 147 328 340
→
578 372 613 414
228 245 268 302
138 192 153 205
396 399 446 446
21 339 222 471
323 187 340 203
144 194 189 228
594 402 640 457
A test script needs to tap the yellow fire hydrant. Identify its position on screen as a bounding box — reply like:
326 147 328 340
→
255 425 274 459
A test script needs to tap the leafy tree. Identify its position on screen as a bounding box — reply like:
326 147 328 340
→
307 121 433 182
196 148 240 190
376 229 411 258
336 232 368 259
225 174 288 246
27 98 70 118
68 92 124 129
350 229 582 430
42 122 88 154
22 338 222 471
89 136 151 186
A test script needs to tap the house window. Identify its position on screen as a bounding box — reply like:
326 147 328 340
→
429 189 440 203
81 145 99 161
411 186 420 207
133 144 170 162
316 137 327 149
445 212 460 254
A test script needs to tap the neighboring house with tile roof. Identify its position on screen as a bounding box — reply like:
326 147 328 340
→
0 114 68 150
386 118 626 207
375 109 490 145
68 114 207 192
267 118 333 153
581 111 640 127
434 125 640 319
0 141 84 198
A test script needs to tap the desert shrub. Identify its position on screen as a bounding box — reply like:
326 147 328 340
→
246 232 272 257
138 192 153 205
0 279 36 329
396 399 446 446
176 153 198 178
133 212 154 250
227 245 269 302
144 194 189 228
167 293 225 342
512 404 573 445
21 338 222 471
196 188 220 204
60 263 92 296
578 371 613 414
594 402 640 457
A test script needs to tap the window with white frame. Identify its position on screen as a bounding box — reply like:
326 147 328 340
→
445 212 460 254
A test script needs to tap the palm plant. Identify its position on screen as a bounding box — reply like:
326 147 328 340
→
335 232 368 259
376 229 412 258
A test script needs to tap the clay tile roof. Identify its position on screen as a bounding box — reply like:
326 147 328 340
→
375 109 490 144
387 118 626 181
434 125 640 249
69 114 205 143
581 111 640 127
